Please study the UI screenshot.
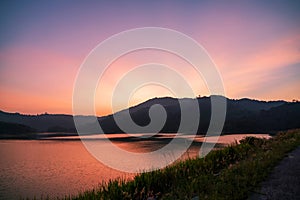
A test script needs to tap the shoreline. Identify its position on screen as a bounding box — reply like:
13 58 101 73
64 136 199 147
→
64 129 300 200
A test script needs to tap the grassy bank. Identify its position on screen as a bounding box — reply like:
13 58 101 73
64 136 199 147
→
68 129 300 200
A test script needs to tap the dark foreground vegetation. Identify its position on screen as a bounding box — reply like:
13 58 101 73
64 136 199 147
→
60 129 300 200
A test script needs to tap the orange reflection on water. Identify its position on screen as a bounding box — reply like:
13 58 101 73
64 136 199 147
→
0 140 134 199
0 133 270 199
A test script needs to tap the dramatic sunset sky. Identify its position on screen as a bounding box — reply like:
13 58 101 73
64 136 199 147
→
0 1 299 115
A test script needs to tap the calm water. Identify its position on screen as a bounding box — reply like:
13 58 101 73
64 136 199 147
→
0 133 270 199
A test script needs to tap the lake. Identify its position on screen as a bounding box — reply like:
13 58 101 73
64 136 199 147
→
0 133 270 199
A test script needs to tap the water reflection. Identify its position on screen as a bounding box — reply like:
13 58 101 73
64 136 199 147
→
0 133 270 199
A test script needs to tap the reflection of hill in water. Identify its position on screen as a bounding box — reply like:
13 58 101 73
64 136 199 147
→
40 133 269 158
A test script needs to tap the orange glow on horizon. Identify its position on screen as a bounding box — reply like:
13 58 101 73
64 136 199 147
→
1 2 300 115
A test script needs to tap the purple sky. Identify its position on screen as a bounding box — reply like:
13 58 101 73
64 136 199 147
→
0 0 299 115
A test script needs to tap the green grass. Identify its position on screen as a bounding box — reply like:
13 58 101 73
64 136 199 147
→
67 129 300 200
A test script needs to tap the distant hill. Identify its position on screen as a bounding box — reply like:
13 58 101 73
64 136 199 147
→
0 96 299 138
0 111 76 133
99 96 296 134
0 121 37 139
223 101 300 133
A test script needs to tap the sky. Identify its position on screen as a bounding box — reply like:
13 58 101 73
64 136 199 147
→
0 0 299 116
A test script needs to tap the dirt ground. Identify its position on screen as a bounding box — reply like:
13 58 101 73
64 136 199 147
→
249 146 300 200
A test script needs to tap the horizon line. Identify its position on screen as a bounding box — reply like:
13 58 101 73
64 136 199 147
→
1 95 296 117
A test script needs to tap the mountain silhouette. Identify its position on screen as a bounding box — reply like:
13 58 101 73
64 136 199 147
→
0 121 37 139
0 96 299 138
